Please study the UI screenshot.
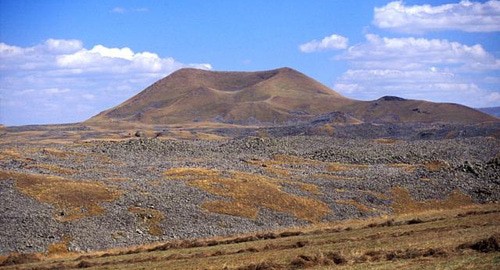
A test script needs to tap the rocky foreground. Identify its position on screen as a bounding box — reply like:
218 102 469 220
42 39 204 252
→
0 136 499 254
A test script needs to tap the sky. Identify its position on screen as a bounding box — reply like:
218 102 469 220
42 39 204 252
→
0 0 499 126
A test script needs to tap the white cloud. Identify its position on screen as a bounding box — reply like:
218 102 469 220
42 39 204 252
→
0 39 211 125
110 7 149 14
340 34 499 70
374 0 500 33
333 34 500 107
299 34 348 53
110 7 126 14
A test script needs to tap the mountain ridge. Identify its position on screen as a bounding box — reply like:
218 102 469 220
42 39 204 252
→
87 67 496 125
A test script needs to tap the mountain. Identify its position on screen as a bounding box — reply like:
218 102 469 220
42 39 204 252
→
87 67 496 125
477 107 500 118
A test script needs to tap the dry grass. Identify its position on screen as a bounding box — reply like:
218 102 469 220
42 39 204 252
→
6 204 498 270
424 160 450 172
264 166 291 178
25 163 78 175
164 168 330 222
47 236 71 256
0 170 122 221
40 148 71 158
202 200 259 219
271 154 322 166
387 163 417 173
164 167 220 180
337 199 372 213
391 187 474 215
0 148 23 160
327 162 368 172
293 182 321 195
128 207 165 236
192 171 331 222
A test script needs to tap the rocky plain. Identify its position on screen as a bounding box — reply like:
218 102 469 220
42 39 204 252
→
1 126 499 255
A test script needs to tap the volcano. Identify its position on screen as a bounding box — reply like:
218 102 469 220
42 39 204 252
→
88 67 496 125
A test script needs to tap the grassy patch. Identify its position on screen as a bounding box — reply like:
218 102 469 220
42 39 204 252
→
164 168 330 222
327 162 368 172
202 200 259 219
293 182 321 195
128 207 165 236
424 160 450 172
337 199 372 213
8 204 499 269
0 170 122 221
25 163 78 175
388 163 417 173
164 167 220 180
391 187 474 214
47 236 71 256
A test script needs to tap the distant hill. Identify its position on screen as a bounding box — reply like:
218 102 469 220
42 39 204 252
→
477 107 500 118
87 67 497 125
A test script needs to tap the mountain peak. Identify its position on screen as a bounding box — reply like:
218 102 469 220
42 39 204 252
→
87 67 496 125
88 67 349 125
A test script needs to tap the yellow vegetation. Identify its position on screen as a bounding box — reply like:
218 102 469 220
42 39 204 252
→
264 165 291 178
47 236 71 256
327 162 368 172
25 163 78 175
374 138 399 144
164 168 330 222
41 148 71 158
0 170 122 221
128 207 165 236
336 199 372 213
201 200 258 219
294 182 321 195
424 160 450 172
391 187 474 214
388 163 417 173
164 167 220 180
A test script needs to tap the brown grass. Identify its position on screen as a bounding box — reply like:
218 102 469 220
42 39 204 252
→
25 163 78 175
0 170 122 221
327 162 368 172
47 236 71 256
128 207 165 236
41 148 71 158
264 166 291 178
424 160 450 172
391 187 474 214
202 200 258 219
164 167 220 180
337 199 372 213
164 168 330 222
293 182 321 195
5 204 498 269
388 163 417 173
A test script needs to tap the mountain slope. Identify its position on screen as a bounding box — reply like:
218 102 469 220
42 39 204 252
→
342 96 495 124
87 67 496 125
477 106 500 118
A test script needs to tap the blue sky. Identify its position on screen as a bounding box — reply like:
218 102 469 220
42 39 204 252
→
1 0 499 125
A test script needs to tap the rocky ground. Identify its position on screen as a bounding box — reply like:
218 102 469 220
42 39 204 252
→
0 135 499 255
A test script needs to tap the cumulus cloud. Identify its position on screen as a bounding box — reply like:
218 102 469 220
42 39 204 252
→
373 0 500 33
0 39 211 125
299 34 348 53
333 34 500 107
340 34 499 70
